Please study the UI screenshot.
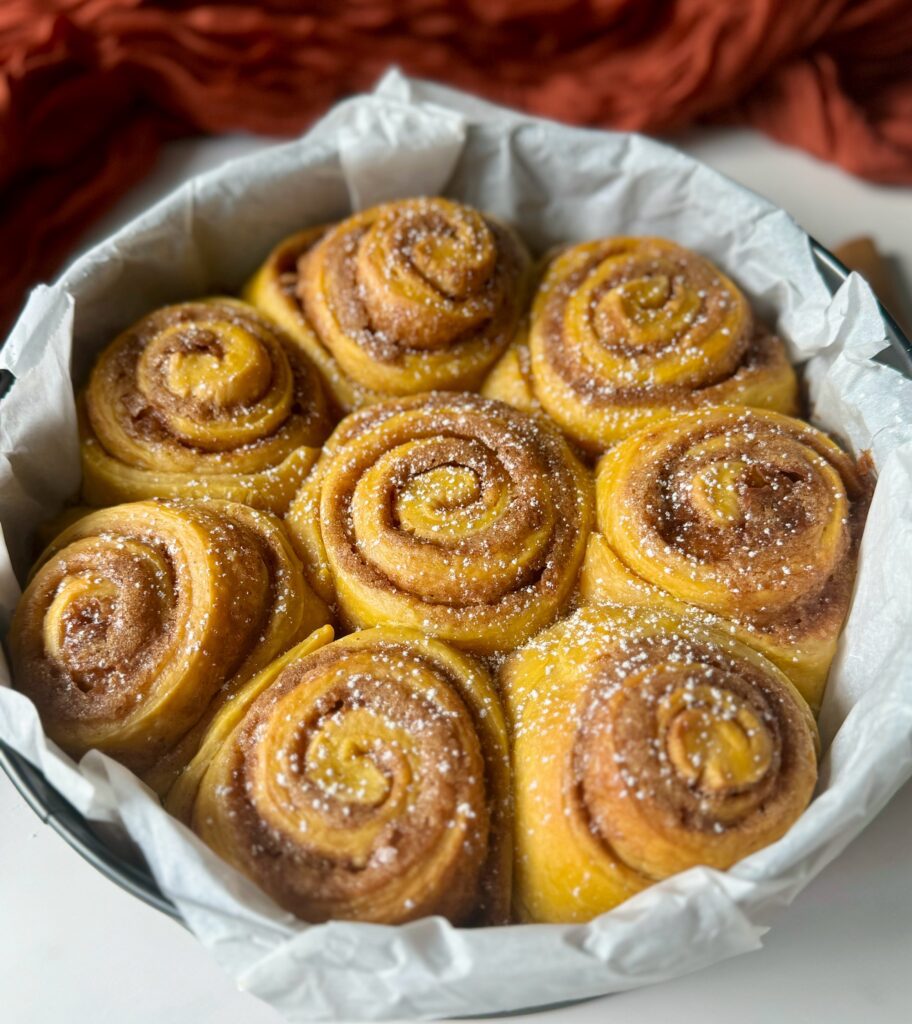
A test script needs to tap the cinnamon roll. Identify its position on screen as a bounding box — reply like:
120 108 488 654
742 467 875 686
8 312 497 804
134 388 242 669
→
242 225 374 413
178 626 511 925
81 298 331 513
286 392 594 654
247 198 531 412
483 237 799 452
502 604 818 923
580 406 872 709
9 500 329 788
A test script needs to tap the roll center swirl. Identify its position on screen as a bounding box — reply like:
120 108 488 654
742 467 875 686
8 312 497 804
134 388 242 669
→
301 704 405 813
660 684 774 792
44 577 119 690
653 429 849 588
349 433 548 605
594 271 701 352
41 539 172 689
403 208 495 299
688 457 807 528
356 199 499 349
158 322 274 409
126 304 296 452
395 463 489 537
544 240 752 400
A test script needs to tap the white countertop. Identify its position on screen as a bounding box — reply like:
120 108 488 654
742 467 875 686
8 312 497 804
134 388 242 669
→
3 121 912 1024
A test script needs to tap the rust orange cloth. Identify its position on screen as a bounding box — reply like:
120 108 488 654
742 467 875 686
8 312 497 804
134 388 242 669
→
2 1 911 335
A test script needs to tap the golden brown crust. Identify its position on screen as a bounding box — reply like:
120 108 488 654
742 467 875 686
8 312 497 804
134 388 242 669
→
81 298 331 513
285 391 594 654
483 237 799 452
502 604 818 923
9 499 329 786
188 626 512 925
297 198 531 403
581 406 873 708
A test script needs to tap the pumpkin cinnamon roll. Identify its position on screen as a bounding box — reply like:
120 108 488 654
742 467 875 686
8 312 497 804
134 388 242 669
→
580 407 872 709
483 237 799 452
242 225 374 413
502 604 818 923
80 298 331 514
247 198 531 412
286 392 594 654
177 626 511 925
9 500 329 789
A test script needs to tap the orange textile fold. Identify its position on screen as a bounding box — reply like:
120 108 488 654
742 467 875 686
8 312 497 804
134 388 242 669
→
2 0 911 335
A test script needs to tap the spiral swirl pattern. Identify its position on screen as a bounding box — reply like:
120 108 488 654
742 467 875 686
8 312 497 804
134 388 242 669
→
10 500 329 786
289 198 530 405
286 392 594 654
580 406 872 708
484 237 798 452
184 626 511 925
242 224 376 413
81 298 331 513
502 604 818 923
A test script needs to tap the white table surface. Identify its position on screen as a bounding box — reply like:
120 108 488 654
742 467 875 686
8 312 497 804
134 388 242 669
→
3 120 912 1024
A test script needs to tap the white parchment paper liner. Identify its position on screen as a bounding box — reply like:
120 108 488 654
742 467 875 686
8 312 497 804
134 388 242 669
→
2 72 911 1021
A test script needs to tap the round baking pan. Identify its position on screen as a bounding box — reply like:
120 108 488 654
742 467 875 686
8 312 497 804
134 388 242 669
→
2 239 911 925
